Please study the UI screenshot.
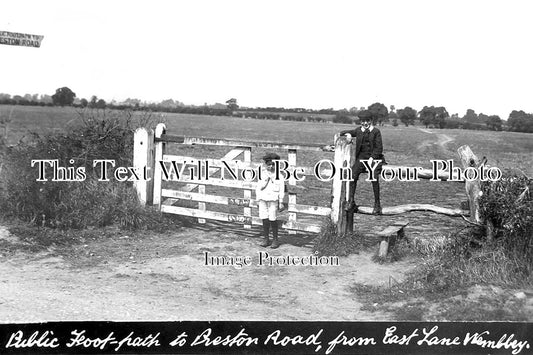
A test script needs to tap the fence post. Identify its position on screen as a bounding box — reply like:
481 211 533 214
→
457 145 482 223
330 134 354 235
133 127 155 205
152 123 166 207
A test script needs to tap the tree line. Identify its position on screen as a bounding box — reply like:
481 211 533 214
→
1 87 533 133
334 103 533 133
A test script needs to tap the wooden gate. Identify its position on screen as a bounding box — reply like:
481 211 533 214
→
134 123 483 236
134 123 334 233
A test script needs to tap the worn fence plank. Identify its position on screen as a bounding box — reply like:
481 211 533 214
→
161 189 331 216
162 148 244 206
161 205 321 233
158 134 330 152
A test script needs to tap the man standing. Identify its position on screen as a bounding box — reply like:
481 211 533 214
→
339 110 384 215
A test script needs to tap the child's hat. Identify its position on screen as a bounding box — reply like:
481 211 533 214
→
358 110 372 121
262 152 280 162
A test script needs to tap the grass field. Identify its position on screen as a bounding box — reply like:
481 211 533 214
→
2 104 532 241
3 105 531 171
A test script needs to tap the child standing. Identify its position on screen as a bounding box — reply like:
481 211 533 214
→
255 153 285 248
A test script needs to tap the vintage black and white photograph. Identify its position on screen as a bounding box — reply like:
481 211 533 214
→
1 1 533 351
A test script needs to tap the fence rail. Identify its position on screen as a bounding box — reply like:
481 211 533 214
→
157 133 327 151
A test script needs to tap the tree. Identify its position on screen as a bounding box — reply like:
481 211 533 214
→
160 99 179 108
349 107 360 116
397 106 417 127
462 109 478 123
80 98 88 108
89 95 98 108
419 106 436 128
419 106 448 128
486 115 502 131
434 106 449 128
478 113 490 123
226 98 238 111
508 110 533 133
367 102 389 126
52 87 76 106
96 99 106 109
39 94 53 105
122 98 142 107
388 111 399 124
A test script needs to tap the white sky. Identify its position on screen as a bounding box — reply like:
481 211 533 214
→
1 0 532 119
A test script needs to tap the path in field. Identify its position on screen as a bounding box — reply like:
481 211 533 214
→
416 127 454 156
0 222 414 322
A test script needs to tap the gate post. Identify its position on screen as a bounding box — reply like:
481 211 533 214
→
457 145 482 224
153 123 166 208
330 134 355 235
133 127 155 205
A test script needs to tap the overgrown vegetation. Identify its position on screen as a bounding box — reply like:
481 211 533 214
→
480 174 533 256
0 109 176 231
350 220 532 320
313 219 363 256
384 172 533 299
339 171 533 319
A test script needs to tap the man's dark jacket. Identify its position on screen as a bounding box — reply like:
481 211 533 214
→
340 127 384 161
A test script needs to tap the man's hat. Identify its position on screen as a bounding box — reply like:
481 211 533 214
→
262 152 280 162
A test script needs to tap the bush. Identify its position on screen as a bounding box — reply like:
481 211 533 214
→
443 119 461 129
405 173 533 293
461 121 488 131
479 174 533 257
0 109 174 230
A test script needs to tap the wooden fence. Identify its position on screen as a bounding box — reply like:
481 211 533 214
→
134 124 483 236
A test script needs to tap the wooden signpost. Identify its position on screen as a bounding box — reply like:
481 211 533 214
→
0 31 44 48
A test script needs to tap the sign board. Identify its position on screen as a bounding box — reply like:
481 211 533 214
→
0 31 44 48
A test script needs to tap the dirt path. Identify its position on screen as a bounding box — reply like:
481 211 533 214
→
416 128 454 156
0 223 416 322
